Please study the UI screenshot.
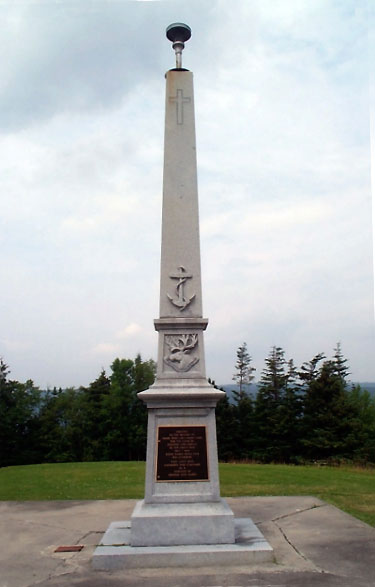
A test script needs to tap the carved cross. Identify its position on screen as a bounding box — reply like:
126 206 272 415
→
169 89 191 125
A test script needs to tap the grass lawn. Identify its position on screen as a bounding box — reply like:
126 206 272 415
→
0 462 374 527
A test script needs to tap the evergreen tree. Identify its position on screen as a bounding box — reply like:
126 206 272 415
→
301 356 353 461
102 359 135 460
344 384 375 463
332 342 350 381
0 359 20 466
277 359 304 462
0 359 41 466
232 390 255 460
254 347 301 462
230 345 257 459
298 353 326 385
38 387 86 463
254 347 286 462
81 370 111 461
232 342 256 398
257 347 288 401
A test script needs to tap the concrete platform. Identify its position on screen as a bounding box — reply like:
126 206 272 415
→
1 496 375 587
92 516 273 568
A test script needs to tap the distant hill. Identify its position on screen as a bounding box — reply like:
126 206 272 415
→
218 384 257 404
357 382 375 396
218 382 375 403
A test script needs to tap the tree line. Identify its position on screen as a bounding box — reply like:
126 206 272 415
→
215 343 375 464
1 344 374 468
0 355 155 467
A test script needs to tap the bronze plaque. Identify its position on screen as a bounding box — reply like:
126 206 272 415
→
156 426 209 482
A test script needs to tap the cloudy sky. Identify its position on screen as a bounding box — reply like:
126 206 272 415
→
1 0 374 388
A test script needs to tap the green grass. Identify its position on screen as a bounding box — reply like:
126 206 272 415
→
219 463 375 526
0 462 145 501
0 462 374 526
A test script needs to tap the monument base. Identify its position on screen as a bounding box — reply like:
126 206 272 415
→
92 517 274 570
130 498 234 546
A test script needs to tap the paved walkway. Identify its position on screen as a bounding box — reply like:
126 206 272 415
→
1 497 374 587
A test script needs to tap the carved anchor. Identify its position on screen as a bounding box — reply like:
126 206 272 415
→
167 266 195 311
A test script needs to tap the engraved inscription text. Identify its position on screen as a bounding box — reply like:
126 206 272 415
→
156 426 209 482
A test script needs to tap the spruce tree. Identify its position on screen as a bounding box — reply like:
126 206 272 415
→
230 344 256 459
232 342 256 398
332 342 350 381
298 353 326 385
254 347 301 462
278 359 304 462
301 351 353 462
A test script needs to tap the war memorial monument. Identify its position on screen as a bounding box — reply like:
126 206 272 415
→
93 23 273 569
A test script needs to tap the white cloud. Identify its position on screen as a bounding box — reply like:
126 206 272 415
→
116 323 143 339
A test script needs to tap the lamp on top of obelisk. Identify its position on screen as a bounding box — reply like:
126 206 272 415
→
166 22 191 69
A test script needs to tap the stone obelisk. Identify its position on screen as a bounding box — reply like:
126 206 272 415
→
131 23 235 547
93 25 273 568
